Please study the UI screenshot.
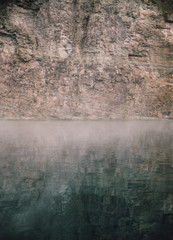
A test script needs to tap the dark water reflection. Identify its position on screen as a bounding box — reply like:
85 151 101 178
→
0 121 173 240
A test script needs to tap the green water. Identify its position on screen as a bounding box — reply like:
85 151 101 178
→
0 121 173 240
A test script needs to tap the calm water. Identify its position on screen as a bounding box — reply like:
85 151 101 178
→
0 121 173 240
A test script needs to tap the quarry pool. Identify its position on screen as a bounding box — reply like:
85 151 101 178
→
0 121 173 240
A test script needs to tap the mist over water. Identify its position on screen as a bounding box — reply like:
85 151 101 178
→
0 121 173 240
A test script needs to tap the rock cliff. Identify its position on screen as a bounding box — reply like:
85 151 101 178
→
0 0 173 119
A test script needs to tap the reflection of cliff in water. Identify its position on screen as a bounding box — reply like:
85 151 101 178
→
0 121 173 240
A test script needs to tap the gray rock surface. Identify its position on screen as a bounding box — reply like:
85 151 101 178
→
0 0 173 119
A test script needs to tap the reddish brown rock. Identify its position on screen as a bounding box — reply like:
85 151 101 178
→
0 0 172 119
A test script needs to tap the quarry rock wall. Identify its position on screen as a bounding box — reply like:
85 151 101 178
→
0 0 173 119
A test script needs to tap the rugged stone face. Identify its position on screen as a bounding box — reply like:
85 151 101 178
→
0 0 172 119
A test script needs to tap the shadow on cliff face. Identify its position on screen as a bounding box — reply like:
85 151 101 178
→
159 0 173 23
0 0 12 14
149 0 173 22
15 0 47 11
0 0 46 12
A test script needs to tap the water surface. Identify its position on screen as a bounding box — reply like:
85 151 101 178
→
0 121 173 240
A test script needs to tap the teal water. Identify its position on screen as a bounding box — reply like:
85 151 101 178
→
0 121 173 240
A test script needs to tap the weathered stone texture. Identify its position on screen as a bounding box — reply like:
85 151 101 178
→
0 0 173 119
